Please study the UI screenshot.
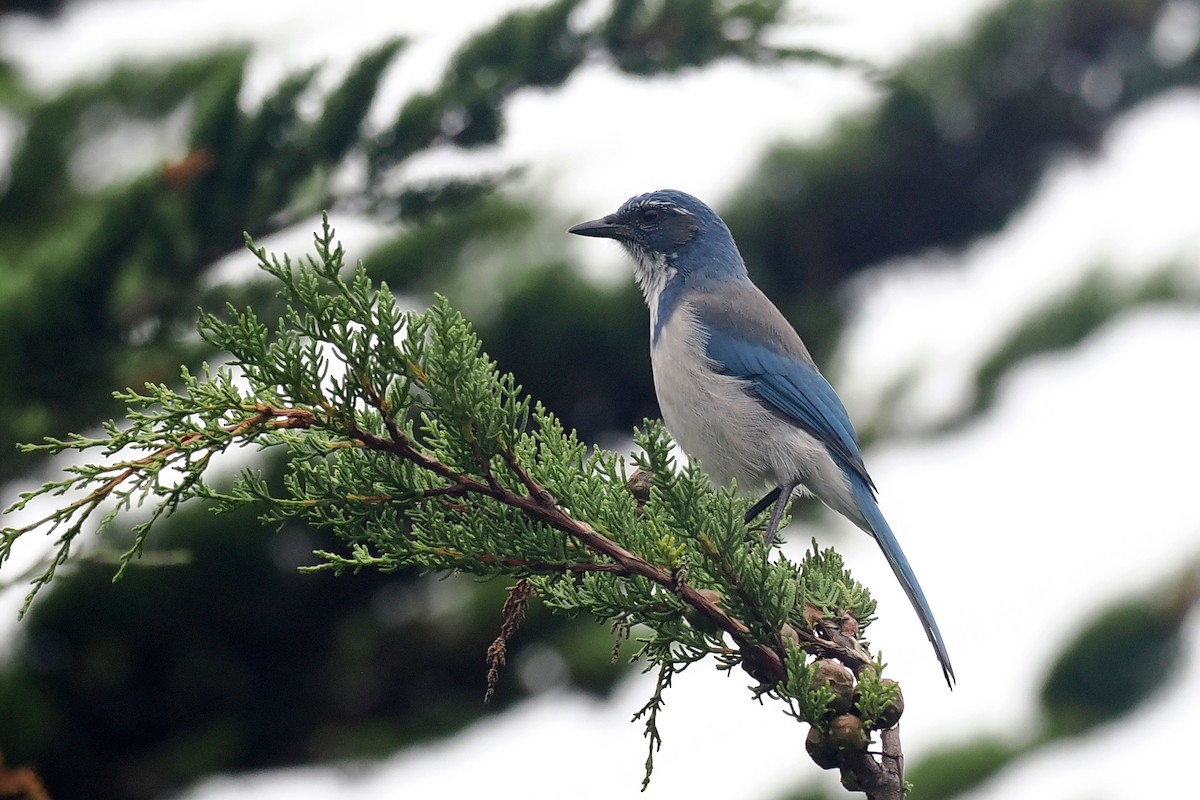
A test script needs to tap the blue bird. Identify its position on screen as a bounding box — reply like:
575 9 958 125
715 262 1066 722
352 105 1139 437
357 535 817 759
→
569 189 955 686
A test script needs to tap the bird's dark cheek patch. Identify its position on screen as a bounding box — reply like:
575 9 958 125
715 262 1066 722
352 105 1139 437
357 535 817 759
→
668 217 699 246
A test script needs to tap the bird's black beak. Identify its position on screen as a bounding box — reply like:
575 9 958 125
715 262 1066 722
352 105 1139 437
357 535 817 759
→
567 215 626 240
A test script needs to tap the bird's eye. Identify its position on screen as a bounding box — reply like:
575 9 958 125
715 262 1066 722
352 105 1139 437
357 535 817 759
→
642 207 661 223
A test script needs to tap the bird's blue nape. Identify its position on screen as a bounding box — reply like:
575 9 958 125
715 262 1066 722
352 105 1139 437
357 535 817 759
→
569 190 956 687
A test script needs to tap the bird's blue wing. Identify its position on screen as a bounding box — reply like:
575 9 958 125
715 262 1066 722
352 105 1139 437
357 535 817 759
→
695 300 875 491
698 299 956 684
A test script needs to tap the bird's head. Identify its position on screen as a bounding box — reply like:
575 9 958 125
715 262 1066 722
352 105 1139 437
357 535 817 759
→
568 190 746 302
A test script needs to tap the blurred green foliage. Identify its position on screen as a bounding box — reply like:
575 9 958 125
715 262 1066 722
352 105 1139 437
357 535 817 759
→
0 501 620 798
905 737 1026 800
964 266 1199 427
1039 571 1196 738
0 1 820 796
724 0 1200 357
1 0 1198 796
901 567 1197 800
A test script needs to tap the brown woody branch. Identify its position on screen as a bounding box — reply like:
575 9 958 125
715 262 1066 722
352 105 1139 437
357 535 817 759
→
9 405 305 537
476 554 629 574
60 401 903 799
344 421 788 683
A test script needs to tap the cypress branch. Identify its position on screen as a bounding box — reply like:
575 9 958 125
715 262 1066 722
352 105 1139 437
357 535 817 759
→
1 218 909 797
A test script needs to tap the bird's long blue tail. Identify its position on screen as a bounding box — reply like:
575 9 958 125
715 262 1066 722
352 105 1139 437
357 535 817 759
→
849 475 955 687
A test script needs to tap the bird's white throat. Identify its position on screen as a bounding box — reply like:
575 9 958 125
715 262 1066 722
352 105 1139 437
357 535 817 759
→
628 247 677 337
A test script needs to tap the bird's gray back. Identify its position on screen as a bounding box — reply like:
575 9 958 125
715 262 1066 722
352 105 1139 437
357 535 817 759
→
687 280 817 370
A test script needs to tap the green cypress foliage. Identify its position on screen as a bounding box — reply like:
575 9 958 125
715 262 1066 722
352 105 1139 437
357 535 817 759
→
3 222 910 795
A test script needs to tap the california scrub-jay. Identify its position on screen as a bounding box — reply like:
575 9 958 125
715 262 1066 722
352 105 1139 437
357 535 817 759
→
569 189 954 686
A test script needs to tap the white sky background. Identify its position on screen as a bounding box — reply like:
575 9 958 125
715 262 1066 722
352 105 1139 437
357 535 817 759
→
3 1 1200 799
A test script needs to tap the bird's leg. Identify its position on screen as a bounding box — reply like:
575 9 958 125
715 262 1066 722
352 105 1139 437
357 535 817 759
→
744 486 781 524
762 481 799 547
